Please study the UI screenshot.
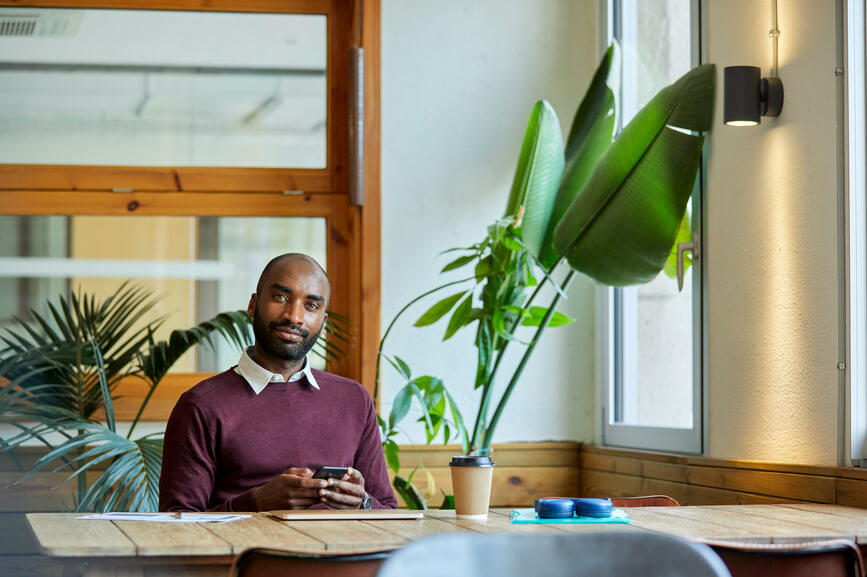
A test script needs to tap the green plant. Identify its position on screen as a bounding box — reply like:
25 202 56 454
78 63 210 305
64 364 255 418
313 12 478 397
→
377 46 715 503
0 281 350 512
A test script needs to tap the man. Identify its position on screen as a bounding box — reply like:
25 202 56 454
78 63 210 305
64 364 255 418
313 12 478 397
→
159 253 396 512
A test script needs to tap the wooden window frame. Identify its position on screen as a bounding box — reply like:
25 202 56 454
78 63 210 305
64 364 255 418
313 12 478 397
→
0 0 382 416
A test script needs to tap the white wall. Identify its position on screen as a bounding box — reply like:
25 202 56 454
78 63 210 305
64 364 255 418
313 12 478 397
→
380 0 601 445
705 0 841 465
379 0 845 465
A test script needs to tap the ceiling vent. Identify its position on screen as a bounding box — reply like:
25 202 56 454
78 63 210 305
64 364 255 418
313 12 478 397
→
0 11 82 38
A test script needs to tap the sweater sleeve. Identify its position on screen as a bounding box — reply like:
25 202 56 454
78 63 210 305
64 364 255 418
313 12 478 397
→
353 390 397 509
159 394 221 512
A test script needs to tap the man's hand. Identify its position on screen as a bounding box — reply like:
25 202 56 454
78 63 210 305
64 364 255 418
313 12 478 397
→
252 468 328 511
319 467 366 509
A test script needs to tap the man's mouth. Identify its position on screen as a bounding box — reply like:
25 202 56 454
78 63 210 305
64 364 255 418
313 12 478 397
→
271 324 307 342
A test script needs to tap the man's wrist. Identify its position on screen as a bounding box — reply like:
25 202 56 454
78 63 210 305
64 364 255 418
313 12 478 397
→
360 492 372 509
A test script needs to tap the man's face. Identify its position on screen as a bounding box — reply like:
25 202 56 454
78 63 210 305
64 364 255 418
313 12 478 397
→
248 260 329 364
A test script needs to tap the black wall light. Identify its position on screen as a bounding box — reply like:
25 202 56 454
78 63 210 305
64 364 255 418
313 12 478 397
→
723 0 783 127
723 66 783 126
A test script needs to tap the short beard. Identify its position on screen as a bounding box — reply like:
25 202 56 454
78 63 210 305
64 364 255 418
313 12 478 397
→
252 304 324 363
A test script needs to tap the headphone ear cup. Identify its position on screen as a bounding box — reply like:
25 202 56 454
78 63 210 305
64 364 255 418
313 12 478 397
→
534 498 576 519
573 498 613 518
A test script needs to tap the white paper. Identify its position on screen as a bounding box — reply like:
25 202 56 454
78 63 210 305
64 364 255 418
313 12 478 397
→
76 512 250 523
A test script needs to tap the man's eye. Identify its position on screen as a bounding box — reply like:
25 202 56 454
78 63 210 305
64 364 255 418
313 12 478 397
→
306 302 319 311
275 294 288 302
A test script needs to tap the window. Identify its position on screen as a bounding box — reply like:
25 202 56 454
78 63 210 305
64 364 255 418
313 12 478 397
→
601 0 704 453
0 10 327 168
0 1 381 419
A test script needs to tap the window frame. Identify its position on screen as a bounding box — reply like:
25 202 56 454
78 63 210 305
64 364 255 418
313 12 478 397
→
0 0 382 416
845 0 866 466
599 0 707 454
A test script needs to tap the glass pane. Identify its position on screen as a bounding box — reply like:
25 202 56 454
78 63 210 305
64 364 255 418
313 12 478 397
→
0 8 326 168
614 0 694 429
0 215 327 372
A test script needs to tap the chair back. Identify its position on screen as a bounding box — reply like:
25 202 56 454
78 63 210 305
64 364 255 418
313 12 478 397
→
376 531 731 577
703 539 864 577
229 548 391 577
610 494 681 507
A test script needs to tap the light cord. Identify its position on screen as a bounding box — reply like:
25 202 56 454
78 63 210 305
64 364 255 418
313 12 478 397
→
769 0 780 77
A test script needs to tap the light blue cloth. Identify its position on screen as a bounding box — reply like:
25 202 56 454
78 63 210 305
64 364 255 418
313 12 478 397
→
510 508 631 524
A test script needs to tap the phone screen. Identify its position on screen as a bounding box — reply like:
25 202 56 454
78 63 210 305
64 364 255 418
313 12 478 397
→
312 466 349 480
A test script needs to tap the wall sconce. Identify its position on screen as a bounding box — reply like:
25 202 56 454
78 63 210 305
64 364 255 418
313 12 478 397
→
723 0 783 127
723 66 783 126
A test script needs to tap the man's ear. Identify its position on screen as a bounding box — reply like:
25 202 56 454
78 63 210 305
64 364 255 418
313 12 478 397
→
247 293 257 317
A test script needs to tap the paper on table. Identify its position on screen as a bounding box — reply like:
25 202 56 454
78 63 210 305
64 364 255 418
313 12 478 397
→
76 512 250 523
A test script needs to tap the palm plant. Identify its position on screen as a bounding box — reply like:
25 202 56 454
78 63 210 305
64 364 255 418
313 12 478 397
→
0 281 350 512
377 45 715 503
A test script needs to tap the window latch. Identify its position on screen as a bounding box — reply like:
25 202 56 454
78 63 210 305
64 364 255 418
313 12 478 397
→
676 241 695 292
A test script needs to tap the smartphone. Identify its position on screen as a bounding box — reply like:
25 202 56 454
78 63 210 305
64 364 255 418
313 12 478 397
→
312 466 349 480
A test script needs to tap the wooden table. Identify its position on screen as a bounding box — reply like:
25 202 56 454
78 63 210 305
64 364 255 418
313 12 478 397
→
26 504 867 577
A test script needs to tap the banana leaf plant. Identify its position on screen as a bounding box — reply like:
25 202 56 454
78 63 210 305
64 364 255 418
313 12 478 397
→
0 281 351 512
376 44 715 505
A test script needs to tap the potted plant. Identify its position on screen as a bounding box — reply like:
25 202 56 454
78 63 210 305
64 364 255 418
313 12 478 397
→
0 281 349 512
377 46 715 506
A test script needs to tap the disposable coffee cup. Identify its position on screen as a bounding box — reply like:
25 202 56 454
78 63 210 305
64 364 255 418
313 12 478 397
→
449 455 495 520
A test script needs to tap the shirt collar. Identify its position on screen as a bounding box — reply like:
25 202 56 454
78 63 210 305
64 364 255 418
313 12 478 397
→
234 346 320 395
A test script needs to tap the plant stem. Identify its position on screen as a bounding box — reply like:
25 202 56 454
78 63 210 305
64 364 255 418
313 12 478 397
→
469 257 564 450
374 276 475 401
77 445 87 508
480 269 576 450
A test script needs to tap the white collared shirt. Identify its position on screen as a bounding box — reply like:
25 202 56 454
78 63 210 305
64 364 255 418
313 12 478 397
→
234 346 320 395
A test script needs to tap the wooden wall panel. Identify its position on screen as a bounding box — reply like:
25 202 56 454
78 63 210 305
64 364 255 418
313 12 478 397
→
109 374 205 421
384 443 580 508
387 466 578 509
580 445 865 508
686 466 836 503
835 478 867 507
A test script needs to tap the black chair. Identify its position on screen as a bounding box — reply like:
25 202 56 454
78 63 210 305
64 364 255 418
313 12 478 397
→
611 494 681 507
229 547 392 577
702 538 864 577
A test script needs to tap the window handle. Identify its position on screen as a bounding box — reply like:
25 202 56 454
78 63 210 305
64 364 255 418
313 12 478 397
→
676 241 695 292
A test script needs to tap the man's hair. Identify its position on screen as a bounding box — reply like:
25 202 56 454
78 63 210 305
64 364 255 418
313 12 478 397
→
256 253 331 299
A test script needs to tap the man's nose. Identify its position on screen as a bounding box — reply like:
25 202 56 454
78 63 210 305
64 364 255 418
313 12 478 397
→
283 301 305 325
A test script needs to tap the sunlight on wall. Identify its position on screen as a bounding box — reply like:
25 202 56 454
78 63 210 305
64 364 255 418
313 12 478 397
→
746 125 823 461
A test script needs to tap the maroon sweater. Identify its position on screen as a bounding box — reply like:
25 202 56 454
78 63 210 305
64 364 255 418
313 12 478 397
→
159 368 396 512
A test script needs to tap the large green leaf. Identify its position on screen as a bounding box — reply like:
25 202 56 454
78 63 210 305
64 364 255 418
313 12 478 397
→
393 474 427 510
414 292 467 327
502 100 565 258
552 63 715 286
539 44 619 268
